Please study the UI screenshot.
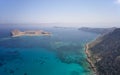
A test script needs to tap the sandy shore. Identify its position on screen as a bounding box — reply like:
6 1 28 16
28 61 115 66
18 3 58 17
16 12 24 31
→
85 43 97 75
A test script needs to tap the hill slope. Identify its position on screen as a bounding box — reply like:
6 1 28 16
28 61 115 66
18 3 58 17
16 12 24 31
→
89 28 120 75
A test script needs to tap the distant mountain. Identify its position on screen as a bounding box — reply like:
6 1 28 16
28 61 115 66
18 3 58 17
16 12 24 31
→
88 28 120 75
79 27 116 34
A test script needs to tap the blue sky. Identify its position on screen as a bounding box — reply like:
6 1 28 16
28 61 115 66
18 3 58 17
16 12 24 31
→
0 0 120 27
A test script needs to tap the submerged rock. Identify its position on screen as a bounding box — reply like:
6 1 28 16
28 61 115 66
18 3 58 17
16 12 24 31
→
56 44 84 65
9 69 14 74
0 62 4 67
24 73 27 75
70 71 80 75
0 50 22 67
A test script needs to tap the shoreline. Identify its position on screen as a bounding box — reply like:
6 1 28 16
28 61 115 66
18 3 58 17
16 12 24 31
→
85 43 97 75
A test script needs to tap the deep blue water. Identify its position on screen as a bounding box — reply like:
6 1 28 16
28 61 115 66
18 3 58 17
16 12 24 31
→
0 25 98 75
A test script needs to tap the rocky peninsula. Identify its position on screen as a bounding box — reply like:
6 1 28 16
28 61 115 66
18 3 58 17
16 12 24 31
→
11 29 51 37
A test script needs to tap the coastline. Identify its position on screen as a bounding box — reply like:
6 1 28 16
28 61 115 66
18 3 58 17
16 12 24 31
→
85 43 97 75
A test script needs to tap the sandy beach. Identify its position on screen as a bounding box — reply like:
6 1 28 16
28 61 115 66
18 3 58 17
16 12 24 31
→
85 43 97 75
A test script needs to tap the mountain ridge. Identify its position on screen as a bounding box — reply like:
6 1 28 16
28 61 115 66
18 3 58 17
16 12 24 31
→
88 28 120 75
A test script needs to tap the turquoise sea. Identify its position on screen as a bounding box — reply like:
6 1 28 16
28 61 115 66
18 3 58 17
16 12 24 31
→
0 25 98 75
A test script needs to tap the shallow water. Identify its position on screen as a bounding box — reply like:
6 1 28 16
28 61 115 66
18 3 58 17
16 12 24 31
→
0 26 98 75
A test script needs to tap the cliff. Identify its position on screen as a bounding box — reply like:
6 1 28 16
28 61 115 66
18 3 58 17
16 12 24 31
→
11 29 51 37
88 28 120 75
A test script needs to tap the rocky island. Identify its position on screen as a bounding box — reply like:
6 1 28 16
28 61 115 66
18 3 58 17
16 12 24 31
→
11 29 51 37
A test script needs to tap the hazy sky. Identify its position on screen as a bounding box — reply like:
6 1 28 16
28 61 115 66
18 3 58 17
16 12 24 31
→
0 0 120 27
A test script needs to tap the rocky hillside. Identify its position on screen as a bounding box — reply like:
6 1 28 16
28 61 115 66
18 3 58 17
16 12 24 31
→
89 28 120 75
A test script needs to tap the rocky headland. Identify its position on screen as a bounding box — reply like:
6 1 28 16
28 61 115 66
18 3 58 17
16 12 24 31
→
79 27 116 34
